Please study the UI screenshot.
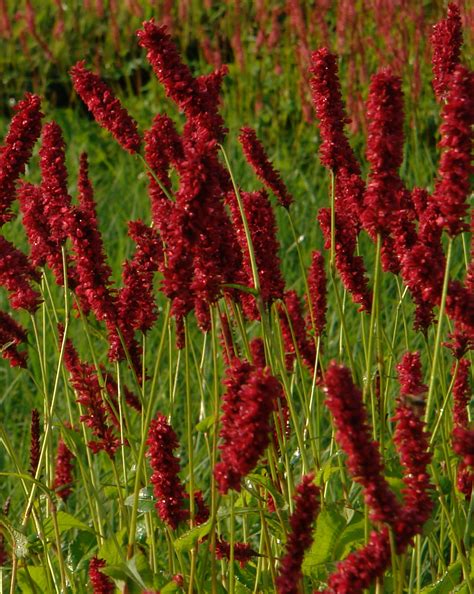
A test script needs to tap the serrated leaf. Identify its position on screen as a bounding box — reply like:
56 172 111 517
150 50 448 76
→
420 561 462 594
98 528 128 566
302 508 346 576
173 520 212 553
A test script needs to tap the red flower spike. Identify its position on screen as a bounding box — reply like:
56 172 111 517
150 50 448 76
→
53 438 74 501
309 48 360 176
0 93 43 224
306 250 327 338
453 427 474 469
324 362 402 524
77 153 97 223
276 474 320 594
214 359 281 494
278 290 315 371
226 189 285 319
215 539 258 568
29 409 40 477
432 65 474 237
146 413 188 529
453 359 471 429
396 352 428 397
70 61 141 154
392 403 433 551
89 557 114 594
362 69 406 240
0 310 28 368
318 207 371 312
431 3 463 102
0 236 41 312
239 127 293 209
61 331 120 458
322 528 391 594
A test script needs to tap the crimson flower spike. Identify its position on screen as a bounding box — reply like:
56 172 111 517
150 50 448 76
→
431 3 463 102
278 290 315 371
0 93 43 224
306 250 327 338
215 539 258 568
53 437 74 501
29 409 40 477
214 358 280 494
239 127 293 209
432 65 474 237
276 474 320 594
89 557 114 594
146 412 189 529
396 352 428 398
70 61 141 154
309 48 360 177
324 362 402 524
0 310 28 368
0 235 41 313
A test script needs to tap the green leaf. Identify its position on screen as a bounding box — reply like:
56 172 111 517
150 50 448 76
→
420 561 462 594
17 565 49 593
302 508 346 577
173 520 212 553
124 487 155 513
161 582 180 593
98 528 128 567
43 511 93 539
195 415 215 432
333 513 365 559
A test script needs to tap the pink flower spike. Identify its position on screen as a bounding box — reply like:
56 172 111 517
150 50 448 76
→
70 61 141 154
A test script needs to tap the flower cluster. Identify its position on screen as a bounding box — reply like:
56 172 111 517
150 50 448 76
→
53 437 75 501
452 359 473 498
0 93 43 224
239 127 293 209
430 3 463 101
70 61 141 153
0 236 41 313
306 250 327 338
278 290 315 371
89 557 114 594
432 65 474 237
29 408 40 477
214 358 280 494
215 539 258 568
146 412 188 529
276 473 320 594
324 362 401 524
396 352 428 397
0 310 28 368
227 189 285 319
62 332 120 458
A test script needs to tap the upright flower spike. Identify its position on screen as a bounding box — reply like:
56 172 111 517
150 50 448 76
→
53 437 74 501
451 359 473 498
362 68 406 248
306 250 327 338
146 413 188 529
226 189 285 319
89 557 114 594
309 48 360 176
431 3 463 102
239 127 293 209
214 358 280 494
215 539 258 568
70 61 141 153
77 153 97 223
278 290 315 371
0 310 28 368
396 352 428 397
276 474 320 594
0 93 43 224
324 362 402 524
432 65 474 237
29 409 40 477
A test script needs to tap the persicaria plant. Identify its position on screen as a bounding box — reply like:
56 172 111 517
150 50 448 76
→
0 4 472 594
